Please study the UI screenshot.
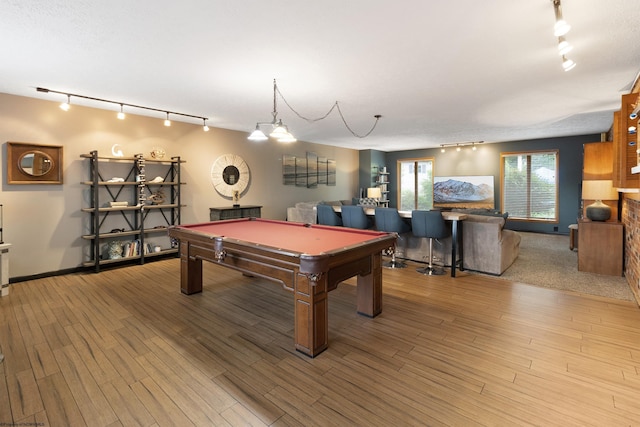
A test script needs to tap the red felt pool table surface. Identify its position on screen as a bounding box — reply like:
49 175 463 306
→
175 218 388 254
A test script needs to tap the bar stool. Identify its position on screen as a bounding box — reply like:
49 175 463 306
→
411 210 450 275
341 205 373 229
317 204 343 226
374 207 411 268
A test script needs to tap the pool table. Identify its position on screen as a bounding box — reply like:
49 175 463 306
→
168 218 396 357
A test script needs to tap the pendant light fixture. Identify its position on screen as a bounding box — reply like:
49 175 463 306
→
248 79 296 143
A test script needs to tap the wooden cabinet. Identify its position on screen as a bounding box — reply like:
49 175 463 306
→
613 93 640 189
209 205 262 221
81 151 184 272
577 219 623 276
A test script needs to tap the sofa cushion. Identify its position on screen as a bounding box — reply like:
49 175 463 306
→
320 200 343 206
453 208 508 221
295 201 320 210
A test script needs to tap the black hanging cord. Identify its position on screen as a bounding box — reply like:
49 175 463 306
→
274 81 381 139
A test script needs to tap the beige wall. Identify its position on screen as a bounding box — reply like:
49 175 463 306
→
0 93 360 278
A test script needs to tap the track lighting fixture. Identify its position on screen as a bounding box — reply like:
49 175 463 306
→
203 119 209 132
36 87 209 130
439 141 484 152
248 79 381 143
551 0 576 72
59 94 71 111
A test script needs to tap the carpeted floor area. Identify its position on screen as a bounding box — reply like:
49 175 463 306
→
497 231 635 301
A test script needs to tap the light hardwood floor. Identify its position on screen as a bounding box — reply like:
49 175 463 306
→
1 258 640 426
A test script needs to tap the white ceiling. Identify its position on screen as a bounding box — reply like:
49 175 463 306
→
1 1 639 151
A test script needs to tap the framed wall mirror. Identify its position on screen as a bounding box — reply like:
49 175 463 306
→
7 142 64 184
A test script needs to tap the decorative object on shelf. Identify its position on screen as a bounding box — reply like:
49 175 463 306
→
232 190 240 207
103 241 124 260
247 79 381 143
109 201 129 207
148 190 166 205
582 180 619 221
211 154 250 198
36 87 210 131
148 176 164 183
6 142 63 184
107 177 125 182
111 144 124 157
150 147 166 159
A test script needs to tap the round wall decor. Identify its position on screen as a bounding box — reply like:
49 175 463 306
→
210 154 250 198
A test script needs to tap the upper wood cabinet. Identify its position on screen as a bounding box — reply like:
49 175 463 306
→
583 141 613 180
613 93 640 189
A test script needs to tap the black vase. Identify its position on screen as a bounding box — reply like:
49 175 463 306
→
585 200 611 221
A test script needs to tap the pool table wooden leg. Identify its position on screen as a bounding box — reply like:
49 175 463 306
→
180 242 203 294
294 272 329 357
356 252 383 317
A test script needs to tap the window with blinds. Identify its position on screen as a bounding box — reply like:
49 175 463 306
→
501 150 558 221
398 158 434 210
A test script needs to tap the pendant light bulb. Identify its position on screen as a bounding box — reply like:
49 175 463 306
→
248 124 268 141
203 118 209 132
117 104 125 120
164 112 171 127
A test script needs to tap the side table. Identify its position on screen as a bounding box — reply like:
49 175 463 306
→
209 205 262 221
577 220 623 276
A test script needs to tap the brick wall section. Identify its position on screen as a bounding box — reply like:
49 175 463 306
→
622 196 640 303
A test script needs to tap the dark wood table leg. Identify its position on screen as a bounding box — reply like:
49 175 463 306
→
356 252 383 317
294 272 329 357
180 242 203 294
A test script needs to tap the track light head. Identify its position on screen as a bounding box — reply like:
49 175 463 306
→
60 94 71 111
562 56 576 71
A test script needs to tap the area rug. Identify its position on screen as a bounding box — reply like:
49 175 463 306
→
497 231 635 301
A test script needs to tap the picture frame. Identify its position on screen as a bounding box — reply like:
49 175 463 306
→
282 155 296 185
317 157 328 185
7 142 64 184
306 152 318 188
327 159 336 186
295 157 307 187
433 175 494 209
